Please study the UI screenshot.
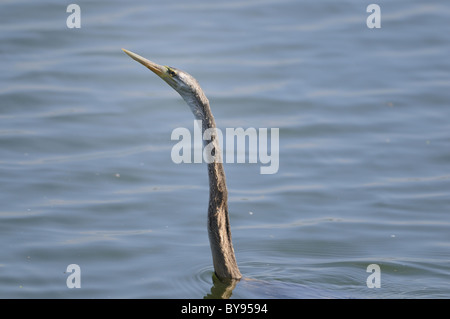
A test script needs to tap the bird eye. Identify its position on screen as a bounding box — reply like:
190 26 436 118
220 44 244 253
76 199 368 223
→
167 67 177 77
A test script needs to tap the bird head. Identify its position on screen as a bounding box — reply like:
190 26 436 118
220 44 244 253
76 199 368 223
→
122 48 206 108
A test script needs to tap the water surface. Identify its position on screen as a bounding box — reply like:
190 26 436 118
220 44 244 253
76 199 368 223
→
1 0 449 298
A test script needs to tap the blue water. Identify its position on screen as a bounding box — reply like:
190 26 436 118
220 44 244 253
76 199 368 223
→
1 0 449 298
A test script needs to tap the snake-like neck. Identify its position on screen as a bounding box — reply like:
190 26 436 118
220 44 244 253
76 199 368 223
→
194 97 241 281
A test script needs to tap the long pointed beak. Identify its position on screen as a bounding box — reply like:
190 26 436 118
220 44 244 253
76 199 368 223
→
122 48 165 77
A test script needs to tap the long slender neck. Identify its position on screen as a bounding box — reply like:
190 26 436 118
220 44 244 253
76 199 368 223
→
198 99 242 281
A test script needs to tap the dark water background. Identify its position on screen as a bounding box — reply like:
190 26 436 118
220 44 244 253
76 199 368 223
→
1 0 449 298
